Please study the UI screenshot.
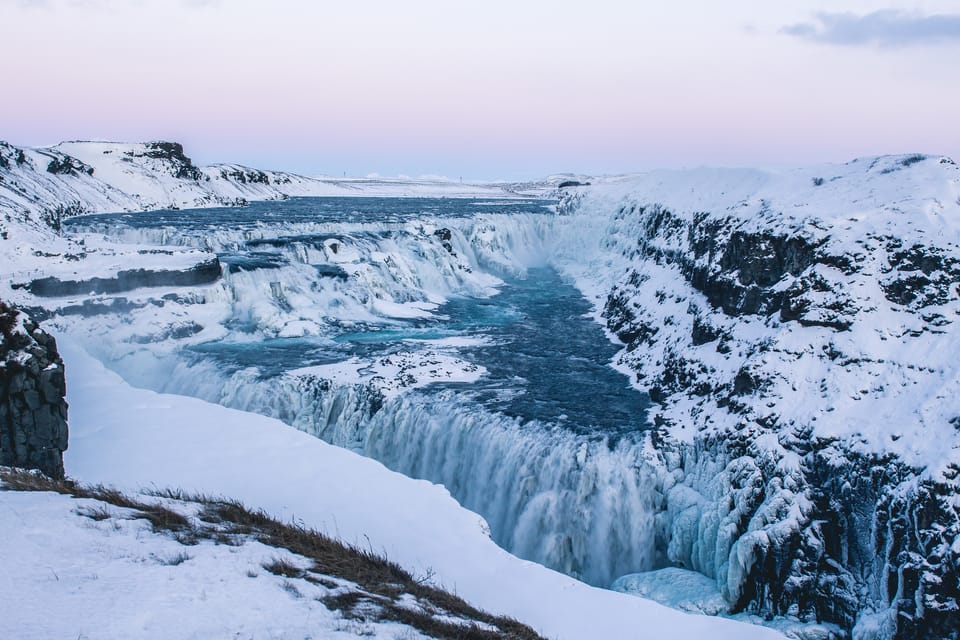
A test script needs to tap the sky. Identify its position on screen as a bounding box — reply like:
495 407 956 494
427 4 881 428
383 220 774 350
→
1 0 959 180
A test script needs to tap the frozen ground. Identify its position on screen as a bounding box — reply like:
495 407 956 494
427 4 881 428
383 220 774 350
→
0 484 442 640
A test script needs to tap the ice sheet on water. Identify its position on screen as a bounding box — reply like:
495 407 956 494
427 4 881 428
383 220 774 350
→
613 568 728 615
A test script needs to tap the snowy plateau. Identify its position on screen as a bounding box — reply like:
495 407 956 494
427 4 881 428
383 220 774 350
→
1 140 959 640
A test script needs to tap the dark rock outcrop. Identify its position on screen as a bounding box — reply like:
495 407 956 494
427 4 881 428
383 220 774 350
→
0 302 68 479
219 167 270 185
621 204 843 322
313 264 349 280
433 228 455 255
46 155 94 177
18 257 222 297
133 141 203 181
0 142 29 170
881 240 960 309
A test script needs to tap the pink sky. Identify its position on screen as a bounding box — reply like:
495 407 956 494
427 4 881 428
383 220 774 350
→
2 0 958 179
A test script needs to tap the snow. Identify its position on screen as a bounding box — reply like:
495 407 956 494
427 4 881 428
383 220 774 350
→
290 349 485 399
54 338 782 640
0 488 428 640
4 232 214 283
613 567 729 615
613 567 845 639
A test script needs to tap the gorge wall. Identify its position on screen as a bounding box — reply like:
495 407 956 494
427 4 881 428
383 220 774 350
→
556 156 960 639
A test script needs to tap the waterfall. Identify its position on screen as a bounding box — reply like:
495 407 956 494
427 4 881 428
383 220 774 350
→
60 201 664 587
116 356 662 587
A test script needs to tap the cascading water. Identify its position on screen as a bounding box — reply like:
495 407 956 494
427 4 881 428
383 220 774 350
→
350 390 660 586
60 197 662 587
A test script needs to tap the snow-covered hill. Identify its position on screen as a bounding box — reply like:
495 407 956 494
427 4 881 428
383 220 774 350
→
0 139 550 242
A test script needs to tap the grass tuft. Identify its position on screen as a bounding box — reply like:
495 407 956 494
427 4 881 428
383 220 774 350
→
262 557 305 579
281 580 303 599
157 551 192 566
77 504 112 521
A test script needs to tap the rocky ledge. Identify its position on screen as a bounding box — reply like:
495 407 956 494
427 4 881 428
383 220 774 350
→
15 257 223 297
0 301 68 479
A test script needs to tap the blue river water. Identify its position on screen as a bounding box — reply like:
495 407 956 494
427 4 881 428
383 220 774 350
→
66 196 657 585
65 196 553 230
179 266 648 436
361 267 648 435
66 197 648 437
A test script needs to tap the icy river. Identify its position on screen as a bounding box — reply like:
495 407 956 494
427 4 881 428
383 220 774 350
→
63 197 657 586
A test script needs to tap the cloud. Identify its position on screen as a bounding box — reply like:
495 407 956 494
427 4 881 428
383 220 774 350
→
1 0 219 8
0 0 50 6
1 0 101 8
782 10 960 47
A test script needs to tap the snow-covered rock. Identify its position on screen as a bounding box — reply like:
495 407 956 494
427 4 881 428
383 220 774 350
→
553 154 960 640
0 302 68 478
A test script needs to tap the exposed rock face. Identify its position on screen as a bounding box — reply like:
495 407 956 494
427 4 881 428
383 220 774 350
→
219 167 272 185
135 141 203 181
433 227 455 254
599 209 960 638
18 257 223 297
45 155 94 177
0 301 68 479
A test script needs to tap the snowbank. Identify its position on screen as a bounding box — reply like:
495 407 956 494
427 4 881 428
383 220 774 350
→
0 487 433 640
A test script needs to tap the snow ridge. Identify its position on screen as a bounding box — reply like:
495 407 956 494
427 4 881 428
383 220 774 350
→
0 467 545 640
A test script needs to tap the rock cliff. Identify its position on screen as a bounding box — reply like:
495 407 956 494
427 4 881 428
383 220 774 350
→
561 155 960 639
0 301 68 479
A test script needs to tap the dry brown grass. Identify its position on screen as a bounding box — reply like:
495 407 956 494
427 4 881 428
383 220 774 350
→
0 467 546 640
